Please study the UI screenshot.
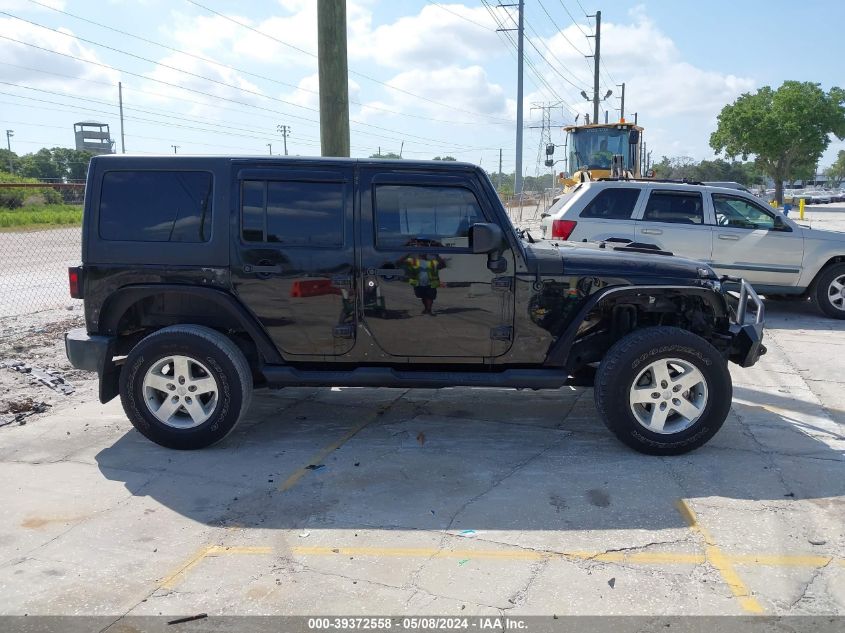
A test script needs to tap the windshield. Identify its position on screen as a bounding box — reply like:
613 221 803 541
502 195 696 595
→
568 127 632 171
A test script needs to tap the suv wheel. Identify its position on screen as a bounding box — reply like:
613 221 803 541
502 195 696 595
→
594 326 732 455
814 263 845 319
119 325 253 450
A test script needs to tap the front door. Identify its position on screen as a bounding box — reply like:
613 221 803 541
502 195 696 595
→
710 193 804 287
634 189 713 261
232 165 356 357
358 170 514 359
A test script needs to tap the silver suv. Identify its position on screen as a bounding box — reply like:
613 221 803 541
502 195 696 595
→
540 180 845 318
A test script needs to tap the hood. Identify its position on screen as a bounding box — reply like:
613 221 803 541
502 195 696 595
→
798 225 845 243
525 240 715 284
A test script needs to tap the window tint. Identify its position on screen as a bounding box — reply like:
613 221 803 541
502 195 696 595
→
99 171 212 242
241 180 344 247
643 191 704 224
579 188 640 219
375 185 486 249
712 194 775 230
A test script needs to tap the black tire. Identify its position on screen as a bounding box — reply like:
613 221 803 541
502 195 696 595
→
594 326 732 455
813 263 845 319
119 325 253 450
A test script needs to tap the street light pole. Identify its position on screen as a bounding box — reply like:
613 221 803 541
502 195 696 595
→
171 145 179 154
266 143 273 155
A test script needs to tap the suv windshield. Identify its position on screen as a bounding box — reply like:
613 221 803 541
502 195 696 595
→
569 128 631 170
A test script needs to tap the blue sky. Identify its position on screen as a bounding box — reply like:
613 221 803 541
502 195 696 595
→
1 0 843 175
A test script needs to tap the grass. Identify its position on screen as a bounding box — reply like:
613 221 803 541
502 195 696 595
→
0 204 83 230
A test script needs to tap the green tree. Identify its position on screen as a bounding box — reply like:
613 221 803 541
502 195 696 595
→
825 150 845 187
0 149 18 174
368 152 402 159
432 156 457 161
51 147 94 180
710 81 845 204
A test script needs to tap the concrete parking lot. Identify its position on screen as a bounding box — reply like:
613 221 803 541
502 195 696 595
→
0 207 844 621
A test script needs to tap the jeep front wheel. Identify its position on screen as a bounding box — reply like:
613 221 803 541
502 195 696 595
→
594 326 732 455
119 325 253 450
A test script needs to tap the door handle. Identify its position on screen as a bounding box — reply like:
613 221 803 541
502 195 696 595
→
367 268 405 278
641 228 663 235
718 234 740 241
243 264 282 274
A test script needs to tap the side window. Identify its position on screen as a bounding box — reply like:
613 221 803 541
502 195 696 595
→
374 185 486 249
643 191 704 225
579 188 640 219
240 180 344 247
712 194 776 230
99 171 212 242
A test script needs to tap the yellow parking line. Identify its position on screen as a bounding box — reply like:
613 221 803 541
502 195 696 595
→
277 416 375 492
292 546 705 565
158 545 272 589
675 500 764 614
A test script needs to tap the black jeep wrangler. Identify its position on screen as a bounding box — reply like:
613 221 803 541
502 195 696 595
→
65 156 764 454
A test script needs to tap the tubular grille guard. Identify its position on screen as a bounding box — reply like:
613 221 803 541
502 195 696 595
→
721 276 765 325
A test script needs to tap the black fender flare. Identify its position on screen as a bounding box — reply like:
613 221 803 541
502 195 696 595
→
543 285 729 368
99 284 283 364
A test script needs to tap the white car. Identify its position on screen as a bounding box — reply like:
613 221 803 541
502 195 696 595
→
539 180 845 318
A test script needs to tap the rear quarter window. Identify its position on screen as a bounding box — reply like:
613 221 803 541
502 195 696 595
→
98 170 213 242
579 188 641 219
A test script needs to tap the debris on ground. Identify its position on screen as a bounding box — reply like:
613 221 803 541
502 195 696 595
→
0 397 51 427
1 360 74 395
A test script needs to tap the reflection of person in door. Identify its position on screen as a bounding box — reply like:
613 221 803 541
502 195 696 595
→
402 250 446 316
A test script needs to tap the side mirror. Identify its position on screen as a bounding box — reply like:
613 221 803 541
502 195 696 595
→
540 212 550 218
469 223 507 273
470 222 503 254
773 215 786 230
629 129 640 145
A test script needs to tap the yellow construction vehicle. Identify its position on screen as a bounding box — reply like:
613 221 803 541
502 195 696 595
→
558 120 644 191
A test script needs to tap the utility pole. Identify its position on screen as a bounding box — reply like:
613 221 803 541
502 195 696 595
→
277 125 290 155
317 0 350 157
590 10 601 123
617 82 625 120
515 0 524 197
171 145 179 154
118 82 126 154
496 1 524 196
498 148 503 192
266 143 272 155
5 129 13 173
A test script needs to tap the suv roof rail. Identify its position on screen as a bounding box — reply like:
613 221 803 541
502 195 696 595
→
596 177 706 186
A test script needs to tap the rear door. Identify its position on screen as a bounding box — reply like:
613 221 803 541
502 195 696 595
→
710 192 804 286
358 169 515 359
232 165 356 357
570 186 642 243
634 189 712 261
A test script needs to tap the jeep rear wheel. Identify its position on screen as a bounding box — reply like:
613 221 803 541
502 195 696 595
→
814 263 845 319
119 325 253 450
594 326 732 455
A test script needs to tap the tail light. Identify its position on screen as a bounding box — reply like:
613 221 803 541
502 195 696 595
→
68 266 83 299
551 219 577 240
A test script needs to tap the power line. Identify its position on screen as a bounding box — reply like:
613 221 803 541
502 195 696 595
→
22 0 504 127
0 34 486 152
536 0 588 57
184 0 513 124
424 1 495 31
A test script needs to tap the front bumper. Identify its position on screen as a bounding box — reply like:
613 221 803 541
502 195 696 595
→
65 328 120 402
722 277 766 367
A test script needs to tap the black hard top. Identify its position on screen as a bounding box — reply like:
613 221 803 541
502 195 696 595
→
89 154 481 172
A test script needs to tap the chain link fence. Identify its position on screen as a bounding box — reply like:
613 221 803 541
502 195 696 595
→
0 183 84 317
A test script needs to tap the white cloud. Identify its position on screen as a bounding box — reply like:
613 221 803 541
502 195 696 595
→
0 18 119 95
351 3 500 69
533 9 756 158
0 0 65 10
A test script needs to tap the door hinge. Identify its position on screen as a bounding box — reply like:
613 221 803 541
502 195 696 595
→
492 276 512 291
333 324 355 339
331 275 353 289
490 326 513 341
